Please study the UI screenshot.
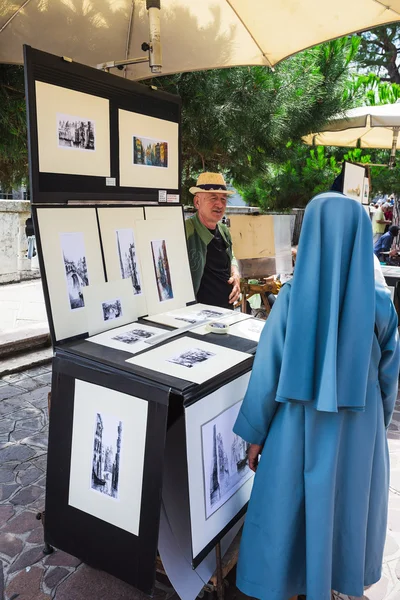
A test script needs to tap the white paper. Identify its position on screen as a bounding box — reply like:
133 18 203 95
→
69 380 148 536
144 303 231 329
228 317 265 342
343 162 365 203
83 279 138 336
126 336 251 384
191 311 252 335
87 321 166 354
185 374 254 560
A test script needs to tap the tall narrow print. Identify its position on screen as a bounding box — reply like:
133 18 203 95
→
116 228 142 295
57 113 95 151
201 402 252 519
151 239 174 302
91 413 122 500
60 232 89 310
133 136 168 167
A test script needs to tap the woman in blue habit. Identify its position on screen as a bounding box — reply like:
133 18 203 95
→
234 192 400 600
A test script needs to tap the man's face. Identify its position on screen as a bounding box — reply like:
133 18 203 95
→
195 192 228 228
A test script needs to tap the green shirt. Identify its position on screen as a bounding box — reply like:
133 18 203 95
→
185 212 238 295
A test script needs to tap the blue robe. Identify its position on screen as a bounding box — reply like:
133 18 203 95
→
234 282 399 600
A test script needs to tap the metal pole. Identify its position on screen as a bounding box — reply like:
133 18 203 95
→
389 127 400 169
215 542 224 600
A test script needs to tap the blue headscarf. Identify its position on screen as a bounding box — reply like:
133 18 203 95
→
276 192 375 413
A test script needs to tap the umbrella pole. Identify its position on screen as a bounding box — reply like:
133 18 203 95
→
389 127 400 169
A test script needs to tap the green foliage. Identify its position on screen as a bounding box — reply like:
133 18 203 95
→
0 65 27 192
356 25 400 84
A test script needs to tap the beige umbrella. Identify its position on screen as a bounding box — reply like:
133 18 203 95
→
1 1 400 79
303 102 400 166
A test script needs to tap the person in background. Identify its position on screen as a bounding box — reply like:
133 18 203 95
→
374 225 400 261
233 192 399 600
372 201 392 243
185 172 240 309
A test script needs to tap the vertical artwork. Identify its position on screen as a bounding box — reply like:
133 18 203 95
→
133 136 168 168
167 348 216 369
57 113 95 151
201 402 252 519
60 232 89 310
151 240 174 302
91 413 123 500
102 299 122 321
116 229 142 295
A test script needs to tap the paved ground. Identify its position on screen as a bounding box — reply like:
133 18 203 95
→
1 367 400 600
0 280 47 332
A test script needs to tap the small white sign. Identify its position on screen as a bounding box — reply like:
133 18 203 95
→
106 177 116 186
167 194 180 203
158 190 167 202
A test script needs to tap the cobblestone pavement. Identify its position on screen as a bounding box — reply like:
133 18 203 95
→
1 368 400 600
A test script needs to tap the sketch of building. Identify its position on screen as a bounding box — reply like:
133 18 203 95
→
116 229 141 295
151 239 173 302
58 114 95 151
91 413 122 500
60 232 89 310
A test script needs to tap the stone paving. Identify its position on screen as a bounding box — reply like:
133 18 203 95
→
0 280 47 331
1 366 400 600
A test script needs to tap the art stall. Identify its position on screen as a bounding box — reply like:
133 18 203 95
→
24 46 264 599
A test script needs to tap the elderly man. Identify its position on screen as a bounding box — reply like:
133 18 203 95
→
185 172 240 309
372 201 392 243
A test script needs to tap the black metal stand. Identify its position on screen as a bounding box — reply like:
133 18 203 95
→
215 542 224 600
36 511 54 555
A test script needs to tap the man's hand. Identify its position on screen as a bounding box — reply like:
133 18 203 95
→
247 444 262 472
228 269 240 304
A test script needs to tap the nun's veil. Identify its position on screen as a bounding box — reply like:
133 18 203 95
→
276 193 375 413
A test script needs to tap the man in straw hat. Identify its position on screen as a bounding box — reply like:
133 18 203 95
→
185 172 241 309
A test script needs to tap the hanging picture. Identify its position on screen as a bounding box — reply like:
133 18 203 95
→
35 207 105 341
119 109 179 189
83 279 138 336
69 379 148 536
136 218 195 315
343 161 366 203
185 373 254 563
35 81 110 177
97 208 148 318
127 337 251 384
87 322 166 354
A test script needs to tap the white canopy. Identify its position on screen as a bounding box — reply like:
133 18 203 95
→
303 103 400 149
1 1 400 79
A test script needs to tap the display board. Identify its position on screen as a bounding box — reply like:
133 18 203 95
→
343 161 367 203
184 373 254 566
46 355 169 595
24 45 181 204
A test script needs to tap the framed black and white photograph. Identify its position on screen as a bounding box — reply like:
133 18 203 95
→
69 379 148 536
133 136 168 168
127 337 251 384
60 232 89 311
57 113 95 151
91 413 122 500
151 239 174 302
136 218 195 315
35 81 110 177
201 402 252 519
144 303 231 329
35 207 105 342
119 109 179 189
97 208 148 318
116 228 142 296
87 321 166 354
83 279 138 336
184 373 254 564
191 311 252 336
101 299 123 321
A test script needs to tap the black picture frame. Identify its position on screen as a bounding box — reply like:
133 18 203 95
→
24 45 181 204
45 353 169 595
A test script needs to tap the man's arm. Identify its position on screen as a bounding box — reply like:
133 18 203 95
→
228 258 241 304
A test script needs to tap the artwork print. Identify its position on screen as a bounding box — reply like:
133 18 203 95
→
60 232 89 310
116 229 142 295
133 136 168 168
167 348 215 369
202 402 252 519
91 413 122 500
57 113 95 151
113 328 156 345
174 309 224 325
102 299 122 321
151 240 174 302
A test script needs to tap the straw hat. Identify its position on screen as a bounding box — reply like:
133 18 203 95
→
189 172 234 195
